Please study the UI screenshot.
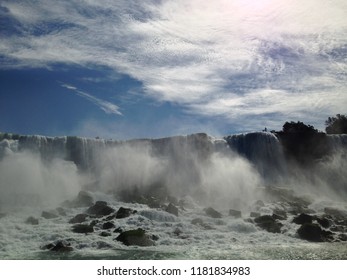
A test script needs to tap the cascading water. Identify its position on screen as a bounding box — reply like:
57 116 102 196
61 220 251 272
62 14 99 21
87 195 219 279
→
0 131 346 260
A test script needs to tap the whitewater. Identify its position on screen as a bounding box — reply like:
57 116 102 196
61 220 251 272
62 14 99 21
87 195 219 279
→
0 132 346 259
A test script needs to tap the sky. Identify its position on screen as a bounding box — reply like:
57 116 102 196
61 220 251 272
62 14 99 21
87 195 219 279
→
0 0 346 140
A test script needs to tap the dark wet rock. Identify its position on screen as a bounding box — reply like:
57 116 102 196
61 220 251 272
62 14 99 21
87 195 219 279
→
293 213 314 225
69 213 89 224
72 224 94 234
116 207 136 219
244 218 254 224
89 220 98 227
330 225 345 232
42 241 73 252
147 197 162 208
204 207 222 218
173 228 183 236
229 209 242 218
317 217 331 228
114 227 123 233
272 213 286 221
115 228 155 246
105 214 116 221
165 203 179 217
151 234 159 241
297 223 333 242
254 215 282 233
42 211 59 219
100 231 112 237
56 207 67 216
102 222 115 230
250 212 260 218
86 201 115 216
25 216 39 225
338 234 347 242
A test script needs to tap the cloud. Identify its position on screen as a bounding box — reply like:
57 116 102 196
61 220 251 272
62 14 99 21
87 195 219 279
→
61 83 122 116
1 0 346 131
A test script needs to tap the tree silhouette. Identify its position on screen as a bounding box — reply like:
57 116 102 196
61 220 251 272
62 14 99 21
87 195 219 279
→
325 114 347 134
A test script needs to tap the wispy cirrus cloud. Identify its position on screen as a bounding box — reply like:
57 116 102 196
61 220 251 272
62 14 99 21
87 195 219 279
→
1 0 346 131
61 83 122 116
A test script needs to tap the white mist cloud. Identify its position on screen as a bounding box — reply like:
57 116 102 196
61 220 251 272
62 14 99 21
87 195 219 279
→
1 0 346 130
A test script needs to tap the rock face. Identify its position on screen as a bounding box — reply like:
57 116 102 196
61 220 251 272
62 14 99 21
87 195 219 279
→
115 228 155 247
297 223 333 242
204 207 222 218
165 203 179 217
69 214 89 224
254 215 282 233
86 201 115 216
293 213 314 225
116 207 136 219
72 224 94 234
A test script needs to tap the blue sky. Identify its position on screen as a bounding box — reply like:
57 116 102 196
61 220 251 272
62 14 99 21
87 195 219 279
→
0 0 346 139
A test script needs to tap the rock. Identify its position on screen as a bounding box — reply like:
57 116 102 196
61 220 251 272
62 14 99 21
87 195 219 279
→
41 211 59 219
229 209 242 218
69 214 89 224
100 231 112 237
116 207 136 219
272 213 286 221
254 215 282 233
293 213 313 225
96 241 113 249
254 200 265 208
102 222 115 230
42 241 73 252
86 201 115 216
165 203 179 217
115 228 155 247
316 217 331 228
173 228 183 236
250 212 260 218
26 216 39 225
338 234 347 242
114 227 123 233
74 190 94 207
297 223 333 242
204 207 222 218
72 224 94 234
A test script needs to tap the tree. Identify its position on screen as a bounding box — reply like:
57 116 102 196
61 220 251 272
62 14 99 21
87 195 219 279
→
282 121 318 134
325 114 347 134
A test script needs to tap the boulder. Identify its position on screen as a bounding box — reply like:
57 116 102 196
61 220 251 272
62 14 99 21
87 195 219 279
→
69 213 88 224
42 240 73 252
229 209 242 218
115 228 155 247
116 207 136 219
254 215 282 233
100 231 112 237
165 203 179 217
191 218 214 230
273 209 287 220
102 222 115 230
86 201 115 216
316 217 331 228
204 207 222 218
26 216 39 225
72 224 94 234
297 223 333 242
338 234 347 242
293 213 313 225
41 211 59 219
56 207 67 216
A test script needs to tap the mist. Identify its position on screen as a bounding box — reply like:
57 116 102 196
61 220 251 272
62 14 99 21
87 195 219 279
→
0 151 81 211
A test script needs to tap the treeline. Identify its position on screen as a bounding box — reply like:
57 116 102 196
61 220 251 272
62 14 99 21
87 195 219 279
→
273 114 347 165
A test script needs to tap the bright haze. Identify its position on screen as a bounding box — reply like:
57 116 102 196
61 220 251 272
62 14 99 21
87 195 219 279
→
0 0 346 139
